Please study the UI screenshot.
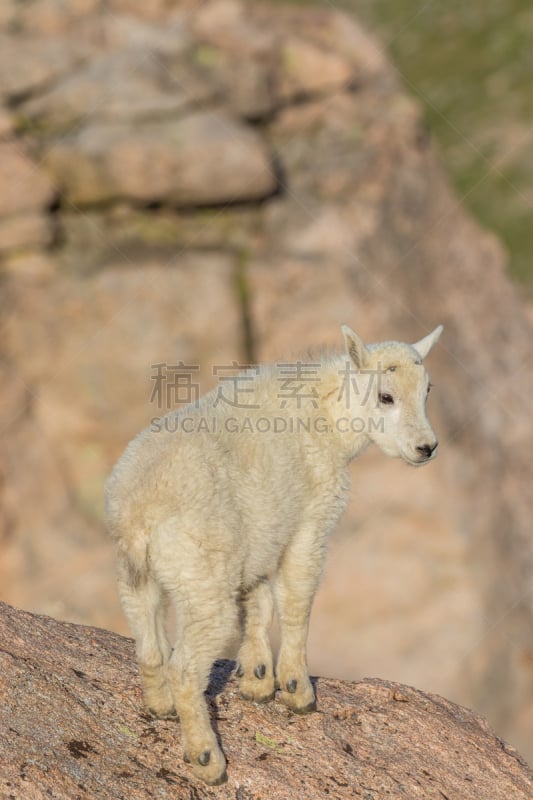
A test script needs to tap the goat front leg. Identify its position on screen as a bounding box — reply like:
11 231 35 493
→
237 577 275 703
274 529 326 713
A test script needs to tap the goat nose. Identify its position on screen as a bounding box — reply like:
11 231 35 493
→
416 441 438 459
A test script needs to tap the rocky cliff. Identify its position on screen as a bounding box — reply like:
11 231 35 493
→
0 0 532 763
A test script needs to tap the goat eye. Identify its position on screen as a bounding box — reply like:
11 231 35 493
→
378 392 394 405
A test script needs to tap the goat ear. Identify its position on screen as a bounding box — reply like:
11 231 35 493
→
341 325 368 369
412 325 443 360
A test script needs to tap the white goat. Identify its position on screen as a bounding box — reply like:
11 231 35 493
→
105 324 442 784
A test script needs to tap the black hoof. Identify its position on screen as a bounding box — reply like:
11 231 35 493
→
286 679 298 693
236 663 244 678
211 769 228 786
183 753 191 764
254 663 266 679
198 750 211 767
294 699 317 714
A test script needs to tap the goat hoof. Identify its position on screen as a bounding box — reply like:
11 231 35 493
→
189 746 227 785
148 706 178 721
241 689 276 704
235 662 244 678
295 699 317 714
183 752 191 764
286 679 298 693
254 663 266 679
211 769 228 786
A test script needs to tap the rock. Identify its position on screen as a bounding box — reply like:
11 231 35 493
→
0 213 53 252
192 0 248 46
0 107 13 138
189 2 278 119
44 112 278 206
97 12 191 53
0 0 101 36
0 34 90 102
193 33 354 120
58 205 262 274
0 0 17 29
281 6 390 84
19 47 214 132
104 0 180 22
190 3 386 119
277 37 354 101
0 142 55 216
0 601 531 799
193 43 277 120
1 251 57 282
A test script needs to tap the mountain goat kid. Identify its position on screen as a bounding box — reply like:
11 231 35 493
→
105 324 443 785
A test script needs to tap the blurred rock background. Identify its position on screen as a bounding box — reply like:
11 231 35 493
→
0 0 532 764
281 0 533 290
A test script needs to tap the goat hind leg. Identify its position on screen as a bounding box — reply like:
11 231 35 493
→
116 555 174 718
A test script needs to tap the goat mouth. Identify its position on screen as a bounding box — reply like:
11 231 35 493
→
401 452 435 467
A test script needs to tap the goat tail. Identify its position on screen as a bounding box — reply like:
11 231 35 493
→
116 531 150 589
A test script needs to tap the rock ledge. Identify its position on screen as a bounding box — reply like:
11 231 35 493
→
0 601 530 799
